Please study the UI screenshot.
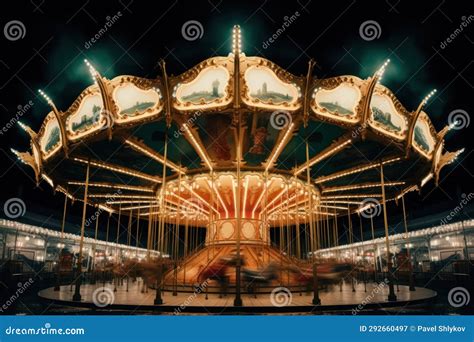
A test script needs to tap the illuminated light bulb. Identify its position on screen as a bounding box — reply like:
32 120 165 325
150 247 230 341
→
38 89 54 106
84 59 99 81
17 121 29 132
375 59 391 82
10 149 26 164
448 120 459 130
421 89 437 107
232 25 242 54
42 174 54 187
450 148 465 163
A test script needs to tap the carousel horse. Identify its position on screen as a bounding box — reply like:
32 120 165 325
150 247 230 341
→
242 262 279 294
197 257 236 297
290 262 352 290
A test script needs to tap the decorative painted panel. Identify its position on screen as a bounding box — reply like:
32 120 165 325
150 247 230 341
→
112 79 162 123
174 65 231 110
310 77 363 124
312 83 360 123
413 112 436 158
39 113 61 157
369 88 408 140
243 65 300 110
66 88 105 140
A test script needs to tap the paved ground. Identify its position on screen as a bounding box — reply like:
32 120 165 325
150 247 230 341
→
38 279 436 311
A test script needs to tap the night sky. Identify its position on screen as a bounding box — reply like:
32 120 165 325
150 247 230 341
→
0 0 472 242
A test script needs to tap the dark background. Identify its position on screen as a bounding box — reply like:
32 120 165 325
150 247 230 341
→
0 0 472 243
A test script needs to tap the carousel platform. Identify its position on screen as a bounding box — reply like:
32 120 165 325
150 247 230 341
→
38 280 437 314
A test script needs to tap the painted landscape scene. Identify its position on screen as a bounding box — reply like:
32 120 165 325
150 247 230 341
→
181 79 223 103
44 126 60 152
71 104 101 131
120 101 155 115
250 82 293 104
372 106 401 132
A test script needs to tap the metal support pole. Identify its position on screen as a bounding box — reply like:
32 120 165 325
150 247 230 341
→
54 193 68 291
306 141 320 305
347 207 355 292
73 162 90 301
114 205 121 292
155 129 168 305
370 215 377 282
90 212 99 285
401 196 416 291
380 164 397 301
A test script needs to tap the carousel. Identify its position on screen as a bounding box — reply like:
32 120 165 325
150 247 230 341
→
13 26 462 311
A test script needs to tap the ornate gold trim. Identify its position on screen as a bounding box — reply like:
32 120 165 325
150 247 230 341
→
310 76 363 125
110 75 163 125
368 85 409 141
241 56 302 111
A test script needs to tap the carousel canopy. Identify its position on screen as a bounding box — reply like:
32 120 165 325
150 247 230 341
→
12 26 463 226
